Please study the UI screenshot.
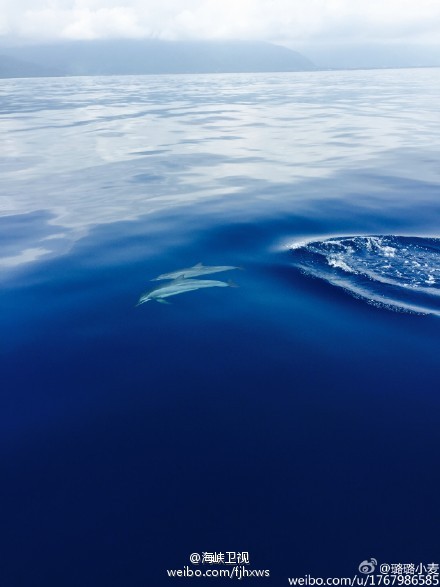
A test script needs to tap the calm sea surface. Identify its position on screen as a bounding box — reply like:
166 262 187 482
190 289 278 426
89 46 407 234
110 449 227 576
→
1 70 440 586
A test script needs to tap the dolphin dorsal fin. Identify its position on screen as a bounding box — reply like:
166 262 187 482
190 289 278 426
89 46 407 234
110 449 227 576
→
194 262 203 267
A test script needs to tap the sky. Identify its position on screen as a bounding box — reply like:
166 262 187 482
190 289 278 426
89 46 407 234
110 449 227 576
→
1 0 440 49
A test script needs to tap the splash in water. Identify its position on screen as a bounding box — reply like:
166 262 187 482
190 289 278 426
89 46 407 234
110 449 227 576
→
290 236 440 316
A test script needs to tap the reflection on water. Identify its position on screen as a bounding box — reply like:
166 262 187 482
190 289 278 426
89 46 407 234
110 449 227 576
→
1 69 440 270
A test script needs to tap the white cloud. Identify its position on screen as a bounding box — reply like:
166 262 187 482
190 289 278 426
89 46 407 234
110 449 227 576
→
1 0 440 45
62 8 145 40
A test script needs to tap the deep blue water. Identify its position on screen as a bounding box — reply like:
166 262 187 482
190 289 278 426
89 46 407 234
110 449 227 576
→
1 70 440 586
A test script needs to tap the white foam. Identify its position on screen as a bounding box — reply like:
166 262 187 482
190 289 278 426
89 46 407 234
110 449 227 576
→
289 235 440 316
327 255 355 273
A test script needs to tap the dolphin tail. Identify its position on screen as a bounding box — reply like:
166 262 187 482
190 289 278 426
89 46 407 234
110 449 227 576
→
227 280 239 288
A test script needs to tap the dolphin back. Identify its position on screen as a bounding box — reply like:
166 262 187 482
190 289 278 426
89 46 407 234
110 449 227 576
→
151 263 240 281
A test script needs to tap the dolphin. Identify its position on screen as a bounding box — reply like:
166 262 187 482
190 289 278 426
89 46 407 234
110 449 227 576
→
151 262 241 281
137 277 236 305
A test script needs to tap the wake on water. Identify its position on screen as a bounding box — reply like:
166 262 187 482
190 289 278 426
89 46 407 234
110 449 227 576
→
289 236 440 316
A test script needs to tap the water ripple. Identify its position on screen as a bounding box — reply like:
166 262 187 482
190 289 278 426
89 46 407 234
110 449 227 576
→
290 235 440 315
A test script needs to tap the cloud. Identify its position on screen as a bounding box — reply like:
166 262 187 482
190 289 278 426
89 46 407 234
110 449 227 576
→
1 0 440 46
18 7 145 41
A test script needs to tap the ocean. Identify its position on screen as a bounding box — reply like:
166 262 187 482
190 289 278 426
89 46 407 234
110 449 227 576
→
1 69 439 586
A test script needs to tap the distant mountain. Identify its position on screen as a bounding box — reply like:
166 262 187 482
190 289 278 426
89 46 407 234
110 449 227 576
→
0 54 63 78
300 43 440 70
0 39 315 78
